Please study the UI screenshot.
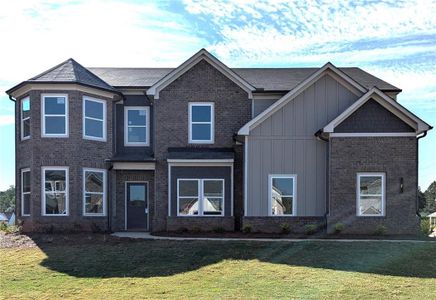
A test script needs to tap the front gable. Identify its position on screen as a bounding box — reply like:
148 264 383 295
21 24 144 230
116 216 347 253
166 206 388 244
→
251 73 360 137
323 88 432 135
335 99 415 133
238 62 367 135
146 49 255 99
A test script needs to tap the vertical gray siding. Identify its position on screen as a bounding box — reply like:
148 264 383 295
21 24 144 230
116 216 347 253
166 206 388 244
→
246 74 360 216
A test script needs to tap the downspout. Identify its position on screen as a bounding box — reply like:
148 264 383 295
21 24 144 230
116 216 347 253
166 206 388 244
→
9 95 17 224
416 131 429 217
107 164 113 232
314 129 329 231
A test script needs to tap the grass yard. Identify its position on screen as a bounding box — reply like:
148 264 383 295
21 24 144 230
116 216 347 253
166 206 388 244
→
0 234 435 299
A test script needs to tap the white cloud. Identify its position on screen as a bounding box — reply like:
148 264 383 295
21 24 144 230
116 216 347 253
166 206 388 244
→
0 0 208 91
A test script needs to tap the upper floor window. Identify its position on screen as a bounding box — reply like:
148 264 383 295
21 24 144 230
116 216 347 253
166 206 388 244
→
21 168 31 216
189 103 214 144
83 96 106 141
42 166 69 216
42 94 68 137
21 97 30 140
269 175 296 216
124 106 149 146
357 173 385 216
83 168 106 216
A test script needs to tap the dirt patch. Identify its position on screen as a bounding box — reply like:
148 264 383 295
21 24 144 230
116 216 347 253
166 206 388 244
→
0 232 37 249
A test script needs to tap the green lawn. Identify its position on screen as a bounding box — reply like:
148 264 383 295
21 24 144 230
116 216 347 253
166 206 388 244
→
1 236 435 299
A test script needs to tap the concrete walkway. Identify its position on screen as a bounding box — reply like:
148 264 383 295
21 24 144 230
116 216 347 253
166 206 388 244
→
112 232 436 243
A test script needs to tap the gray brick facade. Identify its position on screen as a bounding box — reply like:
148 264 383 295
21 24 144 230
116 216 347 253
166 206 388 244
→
327 137 419 234
9 54 429 236
154 60 251 231
15 90 114 232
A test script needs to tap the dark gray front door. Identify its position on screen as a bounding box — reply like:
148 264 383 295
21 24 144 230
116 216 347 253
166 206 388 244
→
126 182 148 231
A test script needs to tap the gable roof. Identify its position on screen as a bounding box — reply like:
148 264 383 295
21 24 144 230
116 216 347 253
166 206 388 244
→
238 62 368 135
88 66 400 92
6 58 120 95
322 87 432 134
146 49 256 99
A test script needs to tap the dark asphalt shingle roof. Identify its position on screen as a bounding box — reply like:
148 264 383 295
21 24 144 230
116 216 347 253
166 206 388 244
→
167 147 235 160
6 59 119 95
88 67 400 91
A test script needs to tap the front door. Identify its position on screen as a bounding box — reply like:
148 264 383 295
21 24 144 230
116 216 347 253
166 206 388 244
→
126 182 148 231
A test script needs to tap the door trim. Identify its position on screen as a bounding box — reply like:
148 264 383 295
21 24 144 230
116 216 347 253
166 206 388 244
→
125 181 149 231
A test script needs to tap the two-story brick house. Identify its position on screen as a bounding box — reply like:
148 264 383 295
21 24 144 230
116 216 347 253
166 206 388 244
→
7 49 432 234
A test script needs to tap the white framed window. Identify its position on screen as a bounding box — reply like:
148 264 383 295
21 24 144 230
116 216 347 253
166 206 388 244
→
177 178 224 216
41 94 68 137
21 168 31 216
83 96 106 141
189 102 214 144
269 174 297 216
42 167 69 216
124 106 150 146
83 168 106 216
357 173 385 216
21 97 30 140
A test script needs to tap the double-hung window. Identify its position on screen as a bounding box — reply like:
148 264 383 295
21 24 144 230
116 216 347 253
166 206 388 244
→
189 103 214 143
42 167 69 216
124 106 149 146
21 168 31 216
21 97 30 140
178 179 224 216
83 97 106 141
357 173 385 216
42 94 68 137
83 168 106 216
269 175 296 216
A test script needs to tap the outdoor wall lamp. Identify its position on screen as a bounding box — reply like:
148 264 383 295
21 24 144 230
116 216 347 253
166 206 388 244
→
400 177 404 193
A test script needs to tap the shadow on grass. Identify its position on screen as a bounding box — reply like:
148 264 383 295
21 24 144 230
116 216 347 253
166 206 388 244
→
30 234 436 279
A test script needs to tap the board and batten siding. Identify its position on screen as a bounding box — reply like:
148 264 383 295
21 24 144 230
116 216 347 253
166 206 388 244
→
246 74 360 216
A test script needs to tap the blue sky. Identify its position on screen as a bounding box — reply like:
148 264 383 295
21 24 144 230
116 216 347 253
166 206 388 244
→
0 0 435 190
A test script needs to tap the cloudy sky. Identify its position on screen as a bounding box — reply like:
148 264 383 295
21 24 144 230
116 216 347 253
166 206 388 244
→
0 0 435 190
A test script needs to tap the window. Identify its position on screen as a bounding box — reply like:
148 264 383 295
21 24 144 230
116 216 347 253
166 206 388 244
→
83 97 106 141
178 179 224 216
21 168 31 216
357 173 385 216
42 94 68 137
21 97 30 140
83 168 106 216
124 106 149 146
42 167 69 216
189 103 214 143
269 175 296 216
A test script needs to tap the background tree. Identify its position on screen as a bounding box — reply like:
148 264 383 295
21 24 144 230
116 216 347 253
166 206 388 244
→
0 185 15 212
418 186 426 211
424 181 436 214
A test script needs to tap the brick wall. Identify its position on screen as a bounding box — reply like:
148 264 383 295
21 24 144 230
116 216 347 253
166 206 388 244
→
327 137 419 235
153 59 251 231
15 90 114 232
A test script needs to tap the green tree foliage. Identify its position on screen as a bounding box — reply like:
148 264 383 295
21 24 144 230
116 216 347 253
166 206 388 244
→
424 181 436 214
0 185 15 213
418 186 426 211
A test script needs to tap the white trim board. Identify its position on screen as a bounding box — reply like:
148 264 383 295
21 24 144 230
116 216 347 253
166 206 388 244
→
238 62 367 136
330 133 417 137
146 49 255 99
323 87 431 135
112 162 155 170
